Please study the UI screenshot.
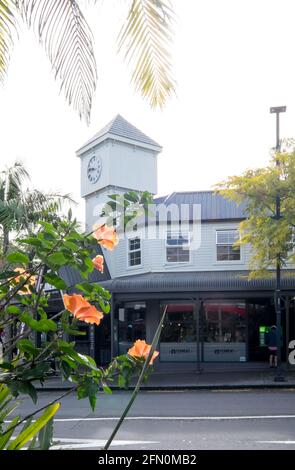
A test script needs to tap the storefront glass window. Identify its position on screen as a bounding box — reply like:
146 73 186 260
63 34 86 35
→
118 302 146 354
160 304 197 361
203 301 246 362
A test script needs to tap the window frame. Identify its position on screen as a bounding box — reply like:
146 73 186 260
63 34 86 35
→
216 229 241 262
127 236 142 268
166 230 190 263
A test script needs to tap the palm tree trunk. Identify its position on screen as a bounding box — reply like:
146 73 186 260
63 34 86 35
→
2 227 9 255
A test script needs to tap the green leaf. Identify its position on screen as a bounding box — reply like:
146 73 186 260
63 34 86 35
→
64 240 79 251
19 363 50 381
47 252 68 266
5 305 21 315
19 382 37 404
75 282 94 293
118 375 126 388
7 402 60 450
0 362 13 371
27 434 38 450
44 273 67 290
59 360 72 379
17 339 40 358
6 252 29 265
20 312 57 333
38 221 56 234
97 299 110 314
124 191 139 203
77 379 99 411
38 418 54 450
20 237 42 248
0 416 20 450
89 394 96 412
102 384 112 394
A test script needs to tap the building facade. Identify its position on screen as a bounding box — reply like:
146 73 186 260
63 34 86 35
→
62 114 295 366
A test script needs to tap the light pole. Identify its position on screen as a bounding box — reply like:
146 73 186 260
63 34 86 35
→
270 105 286 382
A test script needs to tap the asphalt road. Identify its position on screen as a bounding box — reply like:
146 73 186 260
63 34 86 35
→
11 389 295 450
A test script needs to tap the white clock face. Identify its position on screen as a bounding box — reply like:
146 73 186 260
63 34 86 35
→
87 155 102 184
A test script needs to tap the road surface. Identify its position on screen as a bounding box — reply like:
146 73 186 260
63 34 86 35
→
11 389 295 450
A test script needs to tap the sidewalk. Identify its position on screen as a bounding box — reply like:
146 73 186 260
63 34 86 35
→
36 363 295 391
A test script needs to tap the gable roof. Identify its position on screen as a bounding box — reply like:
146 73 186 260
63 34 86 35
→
154 191 247 220
77 114 162 153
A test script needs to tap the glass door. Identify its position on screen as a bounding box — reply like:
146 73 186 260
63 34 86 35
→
202 301 247 362
160 303 197 362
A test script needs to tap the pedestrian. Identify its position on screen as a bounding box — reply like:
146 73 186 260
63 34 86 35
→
266 325 278 368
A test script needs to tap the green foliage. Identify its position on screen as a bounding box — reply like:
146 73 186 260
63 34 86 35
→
44 273 67 290
6 252 29 265
0 193 157 450
6 402 60 450
0 384 59 450
118 0 175 108
0 2 174 123
217 151 295 276
101 190 154 232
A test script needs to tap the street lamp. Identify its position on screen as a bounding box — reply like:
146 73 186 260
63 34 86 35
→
270 105 286 382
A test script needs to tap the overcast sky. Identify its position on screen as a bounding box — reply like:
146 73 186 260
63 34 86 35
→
1 0 295 223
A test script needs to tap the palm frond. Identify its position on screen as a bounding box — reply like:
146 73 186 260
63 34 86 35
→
15 0 97 123
0 161 29 202
23 189 76 213
0 0 17 84
0 198 24 228
118 0 176 108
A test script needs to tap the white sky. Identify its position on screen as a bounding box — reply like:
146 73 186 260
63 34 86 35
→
1 0 295 223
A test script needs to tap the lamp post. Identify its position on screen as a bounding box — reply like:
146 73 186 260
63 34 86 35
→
270 105 286 382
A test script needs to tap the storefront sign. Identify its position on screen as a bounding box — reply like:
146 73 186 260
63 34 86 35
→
203 342 246 362
160 343 197 362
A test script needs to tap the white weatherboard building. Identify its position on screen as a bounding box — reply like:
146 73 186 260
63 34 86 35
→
71 115 295 366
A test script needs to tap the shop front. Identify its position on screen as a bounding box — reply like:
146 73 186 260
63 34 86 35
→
114 296 293 364
159 301 247 363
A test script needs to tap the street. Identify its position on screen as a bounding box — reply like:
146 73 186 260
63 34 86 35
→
11 389 295 450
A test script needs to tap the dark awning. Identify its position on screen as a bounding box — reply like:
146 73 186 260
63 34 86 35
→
100 270 295 294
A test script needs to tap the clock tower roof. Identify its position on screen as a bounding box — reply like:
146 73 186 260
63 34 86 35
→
77 114 162 155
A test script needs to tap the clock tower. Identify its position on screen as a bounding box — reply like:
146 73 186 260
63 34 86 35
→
77 114 162 231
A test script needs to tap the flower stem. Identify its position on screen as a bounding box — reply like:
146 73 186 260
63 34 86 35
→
103 306 167 450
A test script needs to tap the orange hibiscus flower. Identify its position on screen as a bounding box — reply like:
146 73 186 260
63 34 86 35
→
12 268 36 294
92 254 104 273
92 224 119 251
128 339 159 365
63 293 103 326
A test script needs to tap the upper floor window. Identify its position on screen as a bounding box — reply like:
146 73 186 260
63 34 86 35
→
166 231 190 263
216 230 240 261
128 237 141 266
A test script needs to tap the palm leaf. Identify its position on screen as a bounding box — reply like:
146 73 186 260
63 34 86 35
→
118 0 175 108
0 0 16 84
7 402 60 450
15 0 97 123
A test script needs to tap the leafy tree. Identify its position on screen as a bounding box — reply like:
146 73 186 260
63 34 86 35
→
0 161 75 255
0 0 176 122
216 150 295 277
0 208 160 449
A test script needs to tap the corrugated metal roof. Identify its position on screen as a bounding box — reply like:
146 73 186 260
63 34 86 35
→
100 270 295 293
154 191 247 220
78 114 162 151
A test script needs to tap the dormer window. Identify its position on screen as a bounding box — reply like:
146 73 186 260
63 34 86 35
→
216 230 240 261
128 237 141 267
166 230 190 263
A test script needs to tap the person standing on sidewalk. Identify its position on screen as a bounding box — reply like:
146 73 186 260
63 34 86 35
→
267 325 278 368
